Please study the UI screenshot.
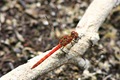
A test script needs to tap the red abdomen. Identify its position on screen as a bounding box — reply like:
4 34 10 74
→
31 44 61 69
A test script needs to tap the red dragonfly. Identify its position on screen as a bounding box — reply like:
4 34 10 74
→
31 31 78 69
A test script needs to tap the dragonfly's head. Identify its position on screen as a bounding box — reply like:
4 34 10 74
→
71 31 78 39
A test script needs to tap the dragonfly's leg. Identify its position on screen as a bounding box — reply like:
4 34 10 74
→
60 47 67 54
72 40 77 43
56 47 67 58
70 38 79 46
73 36 82 43
70 39 78 46
70 42 74 46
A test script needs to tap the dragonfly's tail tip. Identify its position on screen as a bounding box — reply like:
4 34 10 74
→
31 67 33 69
31 66 35 69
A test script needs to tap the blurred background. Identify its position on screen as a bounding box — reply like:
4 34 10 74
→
0 0 120 80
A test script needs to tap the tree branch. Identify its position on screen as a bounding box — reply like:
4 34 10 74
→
0 0 120 80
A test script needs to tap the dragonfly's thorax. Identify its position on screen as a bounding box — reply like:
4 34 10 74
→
59 35 73 46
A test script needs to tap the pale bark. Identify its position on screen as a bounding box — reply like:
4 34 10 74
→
0 0 120 80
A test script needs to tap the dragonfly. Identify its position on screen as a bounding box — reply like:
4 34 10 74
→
31 31 78 69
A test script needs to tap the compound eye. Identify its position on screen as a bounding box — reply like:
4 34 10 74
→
71 31 77 35
71 31 75 35
71 31 78 39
